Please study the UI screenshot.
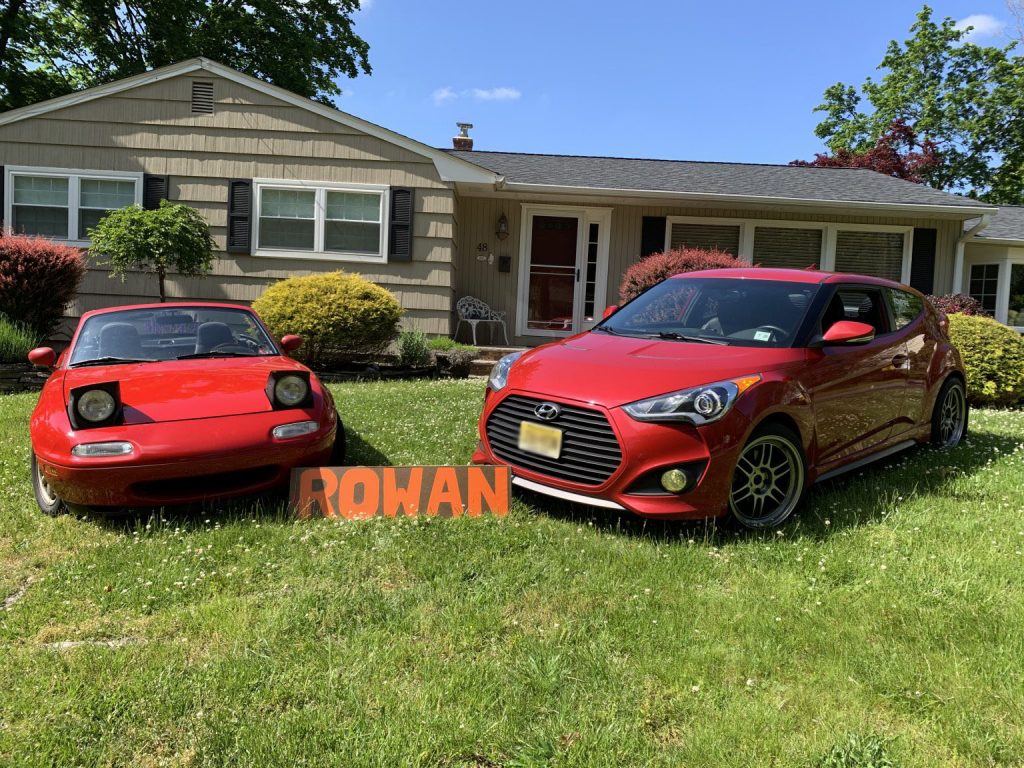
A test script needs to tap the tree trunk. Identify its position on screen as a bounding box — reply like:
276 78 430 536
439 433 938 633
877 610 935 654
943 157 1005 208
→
157 269 165 302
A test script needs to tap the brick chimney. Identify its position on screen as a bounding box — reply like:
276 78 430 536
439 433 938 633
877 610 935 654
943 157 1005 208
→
453 122 473 151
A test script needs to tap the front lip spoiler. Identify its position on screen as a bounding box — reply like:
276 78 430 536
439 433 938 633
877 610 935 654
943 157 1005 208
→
511 475 626 511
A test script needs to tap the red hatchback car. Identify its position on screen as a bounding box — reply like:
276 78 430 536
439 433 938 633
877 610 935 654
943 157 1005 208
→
473 268 968 528
29 302 343 515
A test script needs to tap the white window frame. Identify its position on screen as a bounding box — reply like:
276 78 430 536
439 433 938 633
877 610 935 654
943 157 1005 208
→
252 178 390 263
963 247 1024 331
3 165 143 246
663 216 914 284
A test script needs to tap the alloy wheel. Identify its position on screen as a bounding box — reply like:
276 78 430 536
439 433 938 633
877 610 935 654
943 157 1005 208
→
729 434 805 528
938 383 967 447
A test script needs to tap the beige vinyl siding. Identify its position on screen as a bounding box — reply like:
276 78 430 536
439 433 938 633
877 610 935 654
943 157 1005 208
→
455 197 964 346
0 72 457 338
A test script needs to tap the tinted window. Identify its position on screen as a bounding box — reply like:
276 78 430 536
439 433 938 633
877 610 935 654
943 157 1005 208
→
818 287 891 336
601 278 819 347
888 289 923 329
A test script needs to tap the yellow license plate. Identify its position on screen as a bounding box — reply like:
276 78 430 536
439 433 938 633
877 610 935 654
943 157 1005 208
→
518 421 563 459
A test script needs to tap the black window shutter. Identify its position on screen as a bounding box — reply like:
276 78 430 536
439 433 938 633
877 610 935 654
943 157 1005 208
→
640 216 666 257
142 174 169 210
227 179 253 254
0 165 5 230
388 187 414 262
909 228 937 294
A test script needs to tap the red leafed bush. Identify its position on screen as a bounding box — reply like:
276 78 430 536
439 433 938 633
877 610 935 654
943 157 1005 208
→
619 248 740 303
0 233 87 336
927 293 986 317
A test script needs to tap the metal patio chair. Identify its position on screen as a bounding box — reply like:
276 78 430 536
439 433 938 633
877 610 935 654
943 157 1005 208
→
455 296 509 346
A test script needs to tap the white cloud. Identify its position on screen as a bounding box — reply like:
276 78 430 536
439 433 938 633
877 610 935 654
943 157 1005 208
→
431 86 523 106
955 13 1006 41
432 86 457 106
470 87 522 101
357 0 374 11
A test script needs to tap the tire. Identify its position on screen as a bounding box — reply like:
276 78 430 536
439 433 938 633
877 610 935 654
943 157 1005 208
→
931 377 968 448
329 413 347 465
728 424 807 529
31 453 67 517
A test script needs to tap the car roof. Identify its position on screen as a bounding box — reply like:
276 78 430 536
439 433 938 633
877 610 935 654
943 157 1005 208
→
673 267 908 289
79 301 254 321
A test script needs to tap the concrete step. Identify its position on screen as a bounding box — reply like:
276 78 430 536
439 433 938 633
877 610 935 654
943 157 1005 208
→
469 359 495 377
473 346 527 362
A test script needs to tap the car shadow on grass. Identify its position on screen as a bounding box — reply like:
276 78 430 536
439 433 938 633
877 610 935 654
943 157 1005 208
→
88 424 391 531
517 425 1020 545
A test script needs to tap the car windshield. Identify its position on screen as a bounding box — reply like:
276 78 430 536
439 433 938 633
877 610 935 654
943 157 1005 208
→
68 306 278 366
598 277 820 348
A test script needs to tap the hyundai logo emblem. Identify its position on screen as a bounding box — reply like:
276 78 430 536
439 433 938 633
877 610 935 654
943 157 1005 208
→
534 402 561 421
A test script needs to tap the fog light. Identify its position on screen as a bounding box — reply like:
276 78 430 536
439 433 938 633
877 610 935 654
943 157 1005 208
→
272 420 319 439
660 469 689 493
72 441 133 457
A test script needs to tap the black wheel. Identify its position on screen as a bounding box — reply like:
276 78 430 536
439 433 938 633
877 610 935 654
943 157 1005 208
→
931 377 968 448
728 424 807 529
31 454 67 517
329 413 347 465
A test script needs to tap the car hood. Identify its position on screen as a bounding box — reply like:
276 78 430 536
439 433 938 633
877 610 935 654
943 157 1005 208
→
62 356 308 424
504 332 806 408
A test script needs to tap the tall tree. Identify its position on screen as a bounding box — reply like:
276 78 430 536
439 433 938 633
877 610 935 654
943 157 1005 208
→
0 0 370 111
812 5 1024 203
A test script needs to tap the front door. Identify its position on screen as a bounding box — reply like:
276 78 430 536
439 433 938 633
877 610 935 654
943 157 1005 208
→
517 206 611 337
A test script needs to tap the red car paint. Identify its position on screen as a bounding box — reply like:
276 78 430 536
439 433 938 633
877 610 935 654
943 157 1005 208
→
472 268 965 523
30 302 337 509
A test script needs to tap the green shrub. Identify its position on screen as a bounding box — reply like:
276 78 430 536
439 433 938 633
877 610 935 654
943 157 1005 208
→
0 313 39 364
427 336 478 354
252 272 402 369
948 313 1024 406
397 330 432 367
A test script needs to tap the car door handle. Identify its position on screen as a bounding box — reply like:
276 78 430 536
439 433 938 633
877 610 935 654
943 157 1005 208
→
891 354 909 369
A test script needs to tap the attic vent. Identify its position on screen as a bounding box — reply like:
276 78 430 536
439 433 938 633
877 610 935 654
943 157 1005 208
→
191 81 214 114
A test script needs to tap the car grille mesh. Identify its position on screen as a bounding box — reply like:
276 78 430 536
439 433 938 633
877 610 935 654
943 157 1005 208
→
485 395 622 486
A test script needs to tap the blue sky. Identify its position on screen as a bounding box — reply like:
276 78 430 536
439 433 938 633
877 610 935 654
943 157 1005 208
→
338 0 1017 164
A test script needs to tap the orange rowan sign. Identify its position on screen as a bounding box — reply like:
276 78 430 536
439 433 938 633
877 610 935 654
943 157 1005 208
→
290 465 511 519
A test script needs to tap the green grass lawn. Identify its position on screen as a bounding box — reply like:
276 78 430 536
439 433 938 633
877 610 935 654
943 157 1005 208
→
1 379 1023 767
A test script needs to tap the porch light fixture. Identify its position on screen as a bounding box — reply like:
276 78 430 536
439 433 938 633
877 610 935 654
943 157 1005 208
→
496 214 510 241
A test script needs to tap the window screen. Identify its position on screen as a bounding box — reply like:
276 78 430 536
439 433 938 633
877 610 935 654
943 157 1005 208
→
834 231 905 281
11 175 69 238
670 222 740 255
752 226 823 269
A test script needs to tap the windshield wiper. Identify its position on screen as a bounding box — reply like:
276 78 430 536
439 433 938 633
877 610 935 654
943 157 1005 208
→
69 356 155 368
175 351 259 360
653 332 729 345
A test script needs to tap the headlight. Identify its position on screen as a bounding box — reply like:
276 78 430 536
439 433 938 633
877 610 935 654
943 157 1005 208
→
72 441 133 457
622 375 761 425
488 351 524 391
266 371 313 409
76 389 116 422
68 382 122 429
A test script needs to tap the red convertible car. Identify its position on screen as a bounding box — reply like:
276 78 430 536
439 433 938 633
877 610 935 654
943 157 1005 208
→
473 268 968 528
29 303 343 515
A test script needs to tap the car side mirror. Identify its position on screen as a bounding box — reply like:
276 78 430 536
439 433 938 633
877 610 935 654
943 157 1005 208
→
820 320 876 346
28 347 57 369
602 305 618 319
280 334 303 354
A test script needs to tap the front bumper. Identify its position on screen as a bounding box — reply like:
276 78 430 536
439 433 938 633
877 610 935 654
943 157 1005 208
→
473 389 750 520
33 410 336 507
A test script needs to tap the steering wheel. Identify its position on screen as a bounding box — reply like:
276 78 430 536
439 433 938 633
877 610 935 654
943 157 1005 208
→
754 325 789 339
209 342 255 354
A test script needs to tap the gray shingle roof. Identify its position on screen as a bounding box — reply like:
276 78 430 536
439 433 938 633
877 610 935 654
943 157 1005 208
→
971 205 1024 242
446 150 989 210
